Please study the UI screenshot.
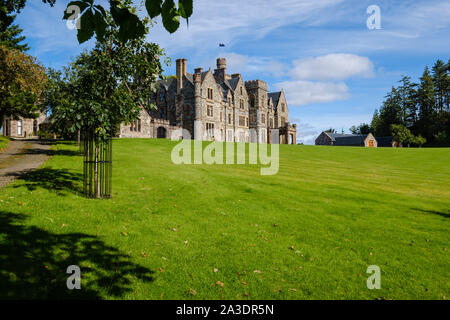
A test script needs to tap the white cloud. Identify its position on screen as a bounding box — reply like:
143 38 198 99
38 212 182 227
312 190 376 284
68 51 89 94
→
291 54 374 80
274 80 349 105
148 0 343 55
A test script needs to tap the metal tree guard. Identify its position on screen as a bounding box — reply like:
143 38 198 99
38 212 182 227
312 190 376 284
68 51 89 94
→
82 128 112 198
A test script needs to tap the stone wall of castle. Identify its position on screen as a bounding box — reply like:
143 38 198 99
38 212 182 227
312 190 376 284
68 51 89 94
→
119 57 296 144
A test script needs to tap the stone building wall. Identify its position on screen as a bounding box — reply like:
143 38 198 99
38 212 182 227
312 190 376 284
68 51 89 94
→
315 132 333 145
118 57 296 144
2 112 47 138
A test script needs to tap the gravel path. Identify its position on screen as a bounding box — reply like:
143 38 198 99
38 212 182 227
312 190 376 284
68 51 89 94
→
0 139 51 188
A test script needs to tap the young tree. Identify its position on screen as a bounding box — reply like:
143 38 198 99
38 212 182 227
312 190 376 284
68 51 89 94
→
0 45 47 128
49 16 165 198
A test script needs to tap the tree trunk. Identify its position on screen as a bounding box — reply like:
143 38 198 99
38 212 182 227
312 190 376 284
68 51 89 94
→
94 145 100 198
77 130 81 145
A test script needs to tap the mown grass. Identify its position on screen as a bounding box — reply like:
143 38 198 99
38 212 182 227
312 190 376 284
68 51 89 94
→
0 136 9 151
0 139 449 300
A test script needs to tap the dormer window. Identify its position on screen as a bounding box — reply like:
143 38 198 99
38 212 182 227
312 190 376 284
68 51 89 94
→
281 103 286 113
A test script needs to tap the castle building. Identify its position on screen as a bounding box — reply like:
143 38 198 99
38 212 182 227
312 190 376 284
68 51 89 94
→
119 58 297 144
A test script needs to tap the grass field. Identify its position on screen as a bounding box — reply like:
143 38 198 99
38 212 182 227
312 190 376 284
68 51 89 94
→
0 139 449 300
0 136 9 151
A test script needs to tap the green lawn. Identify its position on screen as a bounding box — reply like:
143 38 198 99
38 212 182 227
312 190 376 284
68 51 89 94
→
0 139 449 300
0 136 9 151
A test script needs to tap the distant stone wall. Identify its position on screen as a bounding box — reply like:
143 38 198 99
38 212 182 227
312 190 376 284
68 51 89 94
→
2 112 46 138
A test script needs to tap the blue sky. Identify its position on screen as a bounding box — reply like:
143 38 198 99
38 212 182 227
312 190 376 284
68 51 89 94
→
16 0 450 144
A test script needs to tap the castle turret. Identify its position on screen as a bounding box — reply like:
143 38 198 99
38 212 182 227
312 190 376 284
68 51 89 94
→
245 80 268 143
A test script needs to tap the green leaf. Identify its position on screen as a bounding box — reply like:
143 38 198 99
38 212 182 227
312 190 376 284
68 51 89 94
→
77 9 95 44
178 0 192 19
110 3 146 42
161 0 180 34
63 1 90 19
145 0 163 19
92 10 107 40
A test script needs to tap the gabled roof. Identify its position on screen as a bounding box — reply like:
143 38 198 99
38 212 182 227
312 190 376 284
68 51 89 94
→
268 92 281 109
325 132 370 146
227 77 240 91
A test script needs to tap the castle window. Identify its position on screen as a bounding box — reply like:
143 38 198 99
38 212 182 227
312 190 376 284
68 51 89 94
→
240 99 244 109
246 117 249 126
249 95 255 108
240 86 243 95
159 92 164 102
207 105 213 117
206 123 214 138
184 104 190 116
17 120 22 135
281 103 285 113
207 88 214 100
138 119 141 132
261 114 265 124
239 116 245 126
228 114 232 125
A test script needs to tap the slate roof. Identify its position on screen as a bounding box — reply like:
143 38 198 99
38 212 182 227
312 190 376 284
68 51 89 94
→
375 136 394 147
268 92 281 109
227 77 240 91
326 132 369 146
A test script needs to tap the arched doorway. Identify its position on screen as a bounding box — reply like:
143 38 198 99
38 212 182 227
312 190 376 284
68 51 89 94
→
157 127 167 138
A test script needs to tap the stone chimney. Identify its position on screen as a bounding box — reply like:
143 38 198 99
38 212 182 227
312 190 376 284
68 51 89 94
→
176 58 187 93
214 58 227 83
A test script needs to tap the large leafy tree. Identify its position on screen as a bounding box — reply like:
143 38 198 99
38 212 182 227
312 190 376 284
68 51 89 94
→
0 45 47 126
0 0 29 51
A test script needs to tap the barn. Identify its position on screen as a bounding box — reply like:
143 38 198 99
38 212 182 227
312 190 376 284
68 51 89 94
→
315 132 378 147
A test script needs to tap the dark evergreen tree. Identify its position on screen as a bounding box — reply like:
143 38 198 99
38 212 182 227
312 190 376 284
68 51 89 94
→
397 76 418 129
417 66 435 141
0 0 28 51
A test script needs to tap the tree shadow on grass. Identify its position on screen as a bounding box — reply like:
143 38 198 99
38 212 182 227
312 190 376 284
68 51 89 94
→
7 168 83 196
0 211 154 299
412 208 450 219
